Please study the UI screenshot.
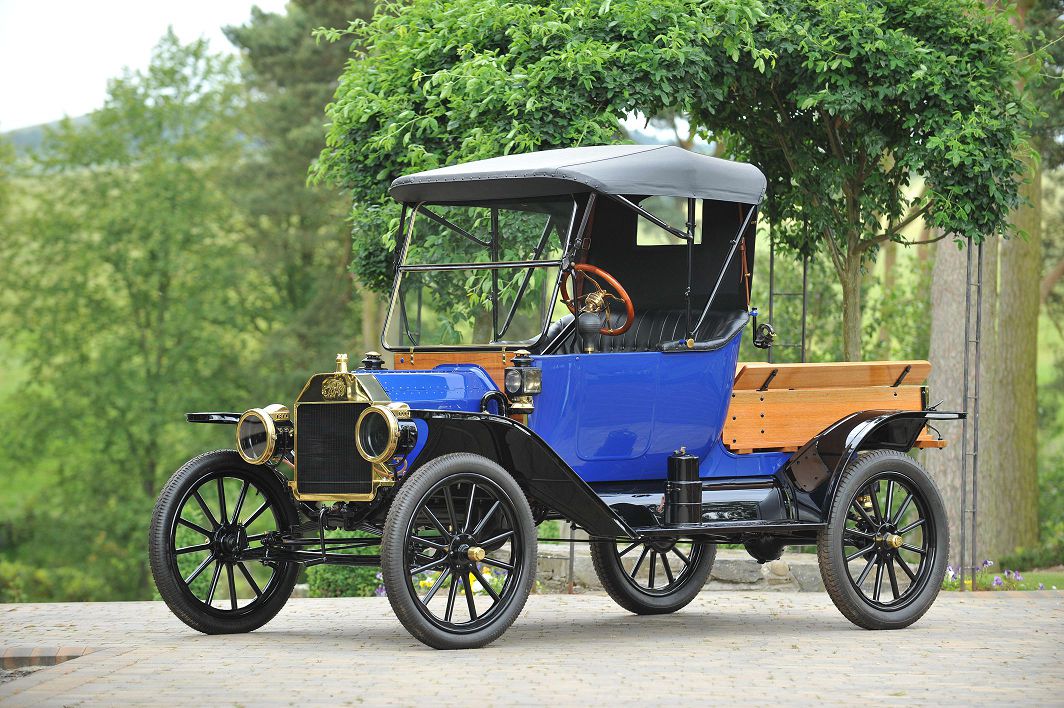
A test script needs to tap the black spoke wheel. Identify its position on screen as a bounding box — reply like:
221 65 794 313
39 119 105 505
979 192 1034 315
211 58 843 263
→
818 450 949 630
591 537 715 614
381 453 536 650
149 450 299 634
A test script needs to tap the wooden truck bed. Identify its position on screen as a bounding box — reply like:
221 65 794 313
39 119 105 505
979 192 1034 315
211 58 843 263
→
723 360 945 454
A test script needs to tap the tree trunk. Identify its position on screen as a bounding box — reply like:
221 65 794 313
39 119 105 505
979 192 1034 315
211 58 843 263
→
926 238 966 566
839 254 864 361
980 158 1041 559
878 241 897 348
360 284 381 354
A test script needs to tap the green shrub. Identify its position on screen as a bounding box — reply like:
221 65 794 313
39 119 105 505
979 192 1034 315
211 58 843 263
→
1000 523 1064 571
0 561 109 602
305 530 383 598
306 565 382 597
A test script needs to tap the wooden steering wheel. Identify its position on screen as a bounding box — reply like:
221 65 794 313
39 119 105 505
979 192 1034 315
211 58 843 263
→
560 263 635 336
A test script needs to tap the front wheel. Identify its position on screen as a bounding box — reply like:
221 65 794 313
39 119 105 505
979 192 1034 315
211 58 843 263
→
591 538 716 614
380 453 537 650
818 450 949 630
149 450 299 634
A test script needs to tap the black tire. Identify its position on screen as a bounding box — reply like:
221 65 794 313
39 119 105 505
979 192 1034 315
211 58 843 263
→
149 450 299 634
591 538 716 614
381 453 537 650
818 449 949 630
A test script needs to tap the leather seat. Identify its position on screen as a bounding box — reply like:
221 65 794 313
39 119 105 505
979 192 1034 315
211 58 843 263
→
540 309 749 354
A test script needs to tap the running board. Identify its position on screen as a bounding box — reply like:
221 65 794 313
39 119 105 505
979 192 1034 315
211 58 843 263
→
632 520 826 539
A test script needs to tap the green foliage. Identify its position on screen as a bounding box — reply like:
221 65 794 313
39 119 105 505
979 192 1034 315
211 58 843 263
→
0 32 259 599
306 564 382 597
314 0 770 292
224 0 374 394
317 0 1031 360
1026 0 1064 169
1000 523 1064 572
0 561 109 603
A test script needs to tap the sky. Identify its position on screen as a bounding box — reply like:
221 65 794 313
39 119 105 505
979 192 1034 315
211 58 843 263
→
0 0 287 132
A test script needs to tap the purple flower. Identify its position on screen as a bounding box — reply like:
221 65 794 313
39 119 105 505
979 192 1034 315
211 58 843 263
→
1014 572 1024 582
983 559 994 568
992 575 1003 587
1004 569 1013 579
1039 583 1045 590
374 584 387 597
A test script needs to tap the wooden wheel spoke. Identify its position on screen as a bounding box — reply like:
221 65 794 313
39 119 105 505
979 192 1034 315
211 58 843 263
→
237 561 263 598
421 567 452 604
894 552 918 582
671 546 691 565
226 562 238 610
178 517 212 538
886 557 900 600
175 542 212 555
410 557 449 576
661 552 675 584
885 480 895 520
470 565 501 603
217 478 228 526
185 553 216 585
855 555 876 587
463 483 478 534
872 558 884 602
444 574 459 623
850 500 876 527
192 490 220 530
206 561 223 605
242 501 269 528
443 487 458 533
423 507 452 541
481 557 514 572
617 541 640 558
891 493 915 526
462 574 477 621
411 535 447 551
480 530 514 546
868 486 884 524
630 545 651 579
900 543 926 556
472 500 501 537
648 551 657 588
846 546 872 563
898 518 926 535
231 480 251 527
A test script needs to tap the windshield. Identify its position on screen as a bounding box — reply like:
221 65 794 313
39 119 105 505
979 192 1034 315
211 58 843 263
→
385 198 576 348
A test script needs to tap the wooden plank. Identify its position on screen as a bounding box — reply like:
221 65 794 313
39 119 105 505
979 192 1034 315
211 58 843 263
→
392 351 516 389
913 438 948 449
733 360 931 391
723 386 926 451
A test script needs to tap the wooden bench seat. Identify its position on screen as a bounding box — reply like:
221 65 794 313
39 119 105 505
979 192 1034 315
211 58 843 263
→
724 361 944 454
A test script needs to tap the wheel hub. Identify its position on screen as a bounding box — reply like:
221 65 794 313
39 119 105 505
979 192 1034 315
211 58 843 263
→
449 533 478 565
214 524 248 558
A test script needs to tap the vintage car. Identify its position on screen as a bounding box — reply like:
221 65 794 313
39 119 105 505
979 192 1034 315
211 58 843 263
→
149 145 961 649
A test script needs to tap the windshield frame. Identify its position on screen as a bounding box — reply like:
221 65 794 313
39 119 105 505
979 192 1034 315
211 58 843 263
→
381 197 578 352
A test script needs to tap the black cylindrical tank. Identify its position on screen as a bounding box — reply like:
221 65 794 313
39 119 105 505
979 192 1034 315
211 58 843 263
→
665 448 701 526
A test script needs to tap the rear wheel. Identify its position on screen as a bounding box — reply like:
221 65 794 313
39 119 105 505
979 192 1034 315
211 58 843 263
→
818 450 949 630
381 453 537 649
591 538 716 614
149 450 299 634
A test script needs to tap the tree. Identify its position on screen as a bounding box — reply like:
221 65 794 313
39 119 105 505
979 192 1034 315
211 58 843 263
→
224 0 375 378
0 32 261 598
316 0 1031 361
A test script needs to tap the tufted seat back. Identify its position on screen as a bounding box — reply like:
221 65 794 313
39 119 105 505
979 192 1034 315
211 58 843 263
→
541 309 748 354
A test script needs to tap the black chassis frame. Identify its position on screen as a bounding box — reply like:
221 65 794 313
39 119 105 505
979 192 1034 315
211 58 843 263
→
187 406 963 565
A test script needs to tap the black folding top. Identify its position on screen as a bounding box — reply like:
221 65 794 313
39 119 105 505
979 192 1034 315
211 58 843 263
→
389 145 767 204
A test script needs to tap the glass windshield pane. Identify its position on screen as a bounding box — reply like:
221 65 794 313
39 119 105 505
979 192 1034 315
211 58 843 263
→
385 266 559 347
386 197 575 348
404 198 574 265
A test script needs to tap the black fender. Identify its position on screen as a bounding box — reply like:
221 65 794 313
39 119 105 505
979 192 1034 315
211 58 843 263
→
186 412 241 424
777 409 964 523
408 410 633 539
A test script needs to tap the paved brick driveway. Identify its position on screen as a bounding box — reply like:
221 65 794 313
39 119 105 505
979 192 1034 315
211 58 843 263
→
1 592 1061 705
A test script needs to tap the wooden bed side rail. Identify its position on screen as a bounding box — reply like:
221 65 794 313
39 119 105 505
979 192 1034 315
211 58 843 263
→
723 385 946 454
734 360 931 392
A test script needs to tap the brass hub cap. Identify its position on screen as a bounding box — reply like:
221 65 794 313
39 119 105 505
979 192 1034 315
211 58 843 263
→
466 546 486 562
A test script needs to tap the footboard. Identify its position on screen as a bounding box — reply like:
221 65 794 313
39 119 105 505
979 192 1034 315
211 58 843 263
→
723 360 946 454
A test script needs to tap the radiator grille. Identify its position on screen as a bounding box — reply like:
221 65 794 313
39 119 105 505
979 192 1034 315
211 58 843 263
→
294 402 372 496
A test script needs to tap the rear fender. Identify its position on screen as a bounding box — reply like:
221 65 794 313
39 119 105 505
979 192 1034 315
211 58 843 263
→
408 410 632 538
777 410 964 522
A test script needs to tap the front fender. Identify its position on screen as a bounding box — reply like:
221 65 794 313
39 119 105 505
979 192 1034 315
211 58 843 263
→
408 410 632 539
778 409 964 522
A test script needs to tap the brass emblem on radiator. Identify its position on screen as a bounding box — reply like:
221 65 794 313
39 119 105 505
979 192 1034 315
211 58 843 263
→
321 376 347 400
